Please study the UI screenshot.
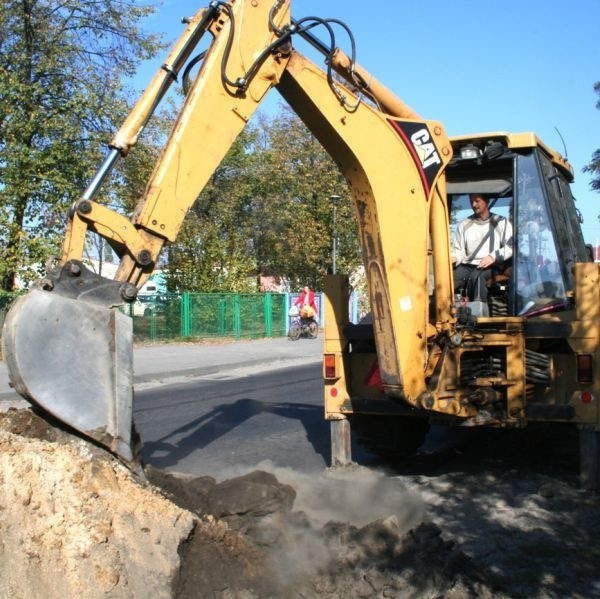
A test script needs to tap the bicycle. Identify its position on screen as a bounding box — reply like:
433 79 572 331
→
288 306 318 341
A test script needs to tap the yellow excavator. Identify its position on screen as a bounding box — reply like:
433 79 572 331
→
2 0 598 488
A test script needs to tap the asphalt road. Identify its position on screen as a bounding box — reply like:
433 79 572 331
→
0 336 322 402
1 337 330 475
135 361 331 476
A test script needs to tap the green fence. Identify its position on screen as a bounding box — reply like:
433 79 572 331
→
0 290 322 344
126 292 288 342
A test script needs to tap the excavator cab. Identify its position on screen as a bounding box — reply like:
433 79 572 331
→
445 133 588 317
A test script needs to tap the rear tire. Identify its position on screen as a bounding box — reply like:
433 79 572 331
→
307 321 318 338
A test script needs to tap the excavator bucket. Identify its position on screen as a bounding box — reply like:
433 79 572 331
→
1 261 135 462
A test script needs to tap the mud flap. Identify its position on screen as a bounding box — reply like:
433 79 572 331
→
2 289 134 461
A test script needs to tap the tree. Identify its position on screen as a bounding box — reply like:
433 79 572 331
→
167 126 261 293
0 0 162 290
249 108 357 291
583 81 600 192
165 107 359 293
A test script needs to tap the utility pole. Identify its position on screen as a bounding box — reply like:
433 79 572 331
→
330 195 341 274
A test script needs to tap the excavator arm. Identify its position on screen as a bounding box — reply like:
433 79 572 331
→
2 0 455 464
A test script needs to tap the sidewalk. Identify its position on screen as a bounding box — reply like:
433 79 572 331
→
133 336 322 382
1 336 323 402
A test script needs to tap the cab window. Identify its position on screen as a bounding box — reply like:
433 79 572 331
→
514 152 568 314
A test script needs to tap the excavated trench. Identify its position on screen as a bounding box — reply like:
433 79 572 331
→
0 408 498 598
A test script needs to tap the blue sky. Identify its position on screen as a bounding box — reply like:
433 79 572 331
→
139 0 600 243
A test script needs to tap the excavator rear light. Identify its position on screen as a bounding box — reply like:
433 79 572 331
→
577 354 593 384
324 354 337 379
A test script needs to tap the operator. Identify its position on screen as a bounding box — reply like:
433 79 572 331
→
451 193 513 302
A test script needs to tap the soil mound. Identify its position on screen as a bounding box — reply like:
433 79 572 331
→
0 409 497 598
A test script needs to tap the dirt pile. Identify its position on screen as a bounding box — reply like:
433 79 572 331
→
0 409 498 598
0 409 197 598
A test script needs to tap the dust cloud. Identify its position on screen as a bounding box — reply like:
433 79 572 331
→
174 460 432 594
252 459 425 528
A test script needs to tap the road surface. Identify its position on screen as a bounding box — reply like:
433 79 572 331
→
135 360 334 476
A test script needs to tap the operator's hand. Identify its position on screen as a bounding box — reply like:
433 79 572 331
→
477 254 495 269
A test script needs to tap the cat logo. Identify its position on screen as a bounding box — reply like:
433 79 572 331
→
410 128 441 169
387 119 445 194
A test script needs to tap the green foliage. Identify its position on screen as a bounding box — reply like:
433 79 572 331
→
167 126 261 293
0 0 163 290
249 108 358 290
166 106 359 293
584 81 600 193
0 2 360 294
167 210 258 293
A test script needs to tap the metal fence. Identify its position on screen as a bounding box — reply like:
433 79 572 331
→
0 291 290 343
126 292 290 342
0 290 362 344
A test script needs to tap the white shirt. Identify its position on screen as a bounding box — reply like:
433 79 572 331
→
452 214 513 266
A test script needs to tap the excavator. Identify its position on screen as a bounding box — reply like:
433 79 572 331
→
2 0 599 488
